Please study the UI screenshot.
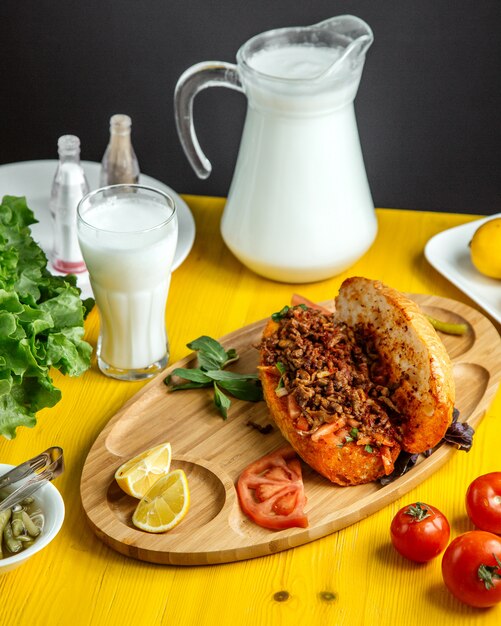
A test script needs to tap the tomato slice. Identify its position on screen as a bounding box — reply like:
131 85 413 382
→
236 445 308 530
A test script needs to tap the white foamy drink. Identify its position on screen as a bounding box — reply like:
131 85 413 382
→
248 44 342 79
78 192 177 377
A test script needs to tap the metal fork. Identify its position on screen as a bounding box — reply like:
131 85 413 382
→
0 447 64 512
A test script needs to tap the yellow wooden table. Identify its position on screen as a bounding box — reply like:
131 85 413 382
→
0 198 500 626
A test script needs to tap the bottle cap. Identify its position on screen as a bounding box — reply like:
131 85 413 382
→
57 135 81 155
110 114 132 134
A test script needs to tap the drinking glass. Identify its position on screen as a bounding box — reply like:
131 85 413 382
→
77 184 178 380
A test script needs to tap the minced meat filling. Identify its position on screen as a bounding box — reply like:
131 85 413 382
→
260 306 402 448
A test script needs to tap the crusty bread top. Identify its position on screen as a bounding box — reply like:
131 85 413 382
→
334 277 455 453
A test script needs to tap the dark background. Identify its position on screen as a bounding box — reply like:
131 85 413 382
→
1 0 500 214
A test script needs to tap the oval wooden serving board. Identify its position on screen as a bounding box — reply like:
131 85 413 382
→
81 294 501 566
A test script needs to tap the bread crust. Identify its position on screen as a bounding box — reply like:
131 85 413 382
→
259 277 455 486
335 278 455 454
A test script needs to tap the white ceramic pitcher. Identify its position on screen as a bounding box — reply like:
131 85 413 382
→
175 15 376 282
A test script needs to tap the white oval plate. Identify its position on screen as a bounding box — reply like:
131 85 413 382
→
424 214 501 324
0 160 196 299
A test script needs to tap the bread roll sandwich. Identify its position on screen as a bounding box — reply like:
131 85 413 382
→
259 277 455 486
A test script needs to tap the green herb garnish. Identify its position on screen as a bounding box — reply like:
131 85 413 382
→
275 361 286 394
185 335 238 370
0 195 93 439
364 445 373 454
339 428 360 445
349 427 359 439
164 335 262 419
271 303 308 322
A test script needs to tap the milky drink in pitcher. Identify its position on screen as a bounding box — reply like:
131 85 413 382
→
175 15 376 282
77 186 177 380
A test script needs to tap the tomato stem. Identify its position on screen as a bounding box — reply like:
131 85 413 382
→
478 554 501 590
405 502 431 521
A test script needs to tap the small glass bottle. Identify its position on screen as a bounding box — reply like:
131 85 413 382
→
99 114 140 186
50 135 89 274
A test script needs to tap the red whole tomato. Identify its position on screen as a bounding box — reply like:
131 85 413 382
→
442 531 501 608
466 472 501 534
236 445 308 530
390 502 450 562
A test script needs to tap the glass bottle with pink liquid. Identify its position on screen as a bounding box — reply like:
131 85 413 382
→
50 134 89 274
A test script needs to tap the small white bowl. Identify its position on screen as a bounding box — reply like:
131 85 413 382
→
0 462 65 574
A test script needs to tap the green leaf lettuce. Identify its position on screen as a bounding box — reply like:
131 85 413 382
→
0 195 94 439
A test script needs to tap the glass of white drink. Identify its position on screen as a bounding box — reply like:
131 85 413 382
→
77 184 178 381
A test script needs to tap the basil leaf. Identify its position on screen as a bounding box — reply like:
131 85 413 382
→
170 367 212 384
379 452 419 486
187 335 227 370
168 381 211 391
213 382 231 419
443 406 474 451
205 370 262 401
443 421 474 451
217 379 263 402
166 334 262 419
187 335 238 370
204 369 259 381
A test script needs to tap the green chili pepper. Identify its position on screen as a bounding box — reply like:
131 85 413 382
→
22 511 41 538
3 520 22 554
0 509 12 559
11 505 25 537
426 314 468 335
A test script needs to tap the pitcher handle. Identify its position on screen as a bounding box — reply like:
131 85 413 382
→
174 62 243 179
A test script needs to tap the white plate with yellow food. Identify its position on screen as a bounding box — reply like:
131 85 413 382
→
0 160 196 300
424 214 501 325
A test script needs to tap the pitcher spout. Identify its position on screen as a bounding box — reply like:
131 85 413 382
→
311 15 374 79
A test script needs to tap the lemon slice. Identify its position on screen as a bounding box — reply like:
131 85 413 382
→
115 442 172 498
132 469 190 533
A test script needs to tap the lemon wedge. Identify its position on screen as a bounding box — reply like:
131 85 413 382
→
469 217 501 279
132 469 190 533
115 442 172 499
